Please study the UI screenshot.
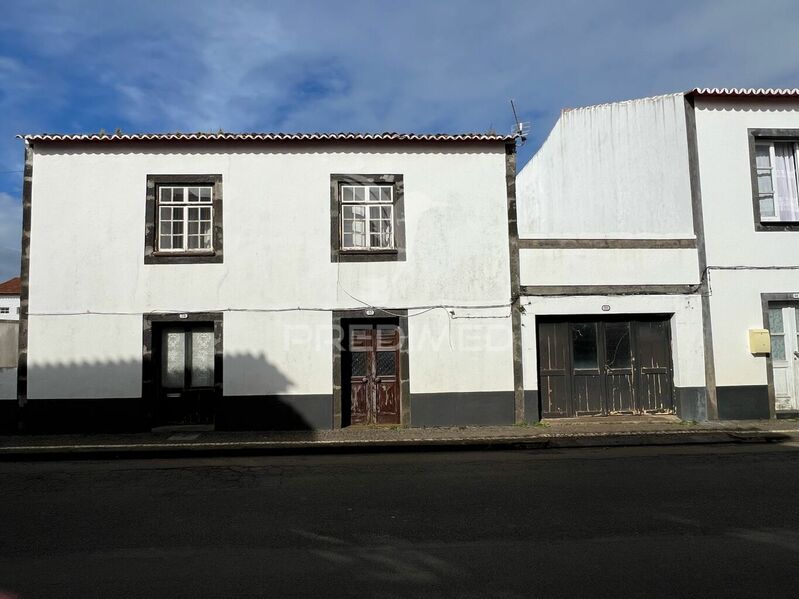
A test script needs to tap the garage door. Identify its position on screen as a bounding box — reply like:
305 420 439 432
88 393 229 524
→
537 316 674 417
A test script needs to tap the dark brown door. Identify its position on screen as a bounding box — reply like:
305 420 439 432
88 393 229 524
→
155 324 216 426
347 324 401 425
537 317 672 417
635 319 673 413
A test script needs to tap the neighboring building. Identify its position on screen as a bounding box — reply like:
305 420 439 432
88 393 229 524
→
16 132 520 432
516 88 799 422
0 277 20 320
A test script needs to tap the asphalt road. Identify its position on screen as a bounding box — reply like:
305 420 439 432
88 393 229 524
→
2 440 799 598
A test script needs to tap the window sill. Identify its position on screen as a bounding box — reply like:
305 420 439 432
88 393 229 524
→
333 248 405 263
756 221 799 232
145 251 223 264
340 249 398 255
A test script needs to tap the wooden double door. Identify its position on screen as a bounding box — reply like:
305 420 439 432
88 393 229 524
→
153 323 217 426
537 316 674 417
345 323 401 425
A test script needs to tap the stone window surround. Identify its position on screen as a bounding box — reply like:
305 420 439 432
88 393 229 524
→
330 174 406 262
145 174 224 264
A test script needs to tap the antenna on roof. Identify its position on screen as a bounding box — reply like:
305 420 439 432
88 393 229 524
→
510 99 530 144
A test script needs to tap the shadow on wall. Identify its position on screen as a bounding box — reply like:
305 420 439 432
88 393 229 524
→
12 352 332 435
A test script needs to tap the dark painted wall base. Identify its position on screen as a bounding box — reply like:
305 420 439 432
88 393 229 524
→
0 401 18 433
524 390 540 423
216 395 333 431
675 387 708 422
410 391 515 427
22 398 148 433
717 385 771 420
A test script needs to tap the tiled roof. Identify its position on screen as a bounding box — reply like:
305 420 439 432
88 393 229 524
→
689 88 799 98
0 277 20 295
18 131 517 144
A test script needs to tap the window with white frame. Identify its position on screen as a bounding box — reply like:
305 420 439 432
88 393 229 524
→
157 186 214 251
340 184 395 250
755 140 799 222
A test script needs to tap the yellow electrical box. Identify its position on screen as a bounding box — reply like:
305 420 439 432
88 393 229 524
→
749 329 771 354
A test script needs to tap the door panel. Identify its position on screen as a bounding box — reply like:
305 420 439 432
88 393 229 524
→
537 321 571 417
605 321 635 413
346 324 401 425
634 320 673 412
571 323 604 414
156 324 216 426
537 316 674 417
769 305 799 412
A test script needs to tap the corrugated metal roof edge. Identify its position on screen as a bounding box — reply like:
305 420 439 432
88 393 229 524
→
17 131 518 144
688 87 799 98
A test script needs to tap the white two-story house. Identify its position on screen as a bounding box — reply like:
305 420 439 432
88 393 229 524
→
516 88 799 422
16 132 521 432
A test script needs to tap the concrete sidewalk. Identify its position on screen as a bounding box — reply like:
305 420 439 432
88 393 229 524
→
1 415 798 459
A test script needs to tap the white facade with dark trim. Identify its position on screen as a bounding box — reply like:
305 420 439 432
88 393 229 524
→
17 134 519 432
517 89 799 421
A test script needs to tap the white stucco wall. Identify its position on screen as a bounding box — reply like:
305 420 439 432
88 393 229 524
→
693 97 799 388
519 248 700 286
517 93 695 239
26 141 513 399
0 296 19 320
520 294 705 392
0 368 15 400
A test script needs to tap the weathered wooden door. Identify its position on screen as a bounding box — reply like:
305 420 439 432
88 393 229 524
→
155 324 216 426
768 304 799 412
538 317 673 417
347 324 401 425
634 319 673 413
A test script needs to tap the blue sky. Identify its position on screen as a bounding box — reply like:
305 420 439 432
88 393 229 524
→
0 0 798 280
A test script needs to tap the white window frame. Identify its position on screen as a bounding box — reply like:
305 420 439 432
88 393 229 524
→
156 185 214 253
755 140 799 223
340 184 395 250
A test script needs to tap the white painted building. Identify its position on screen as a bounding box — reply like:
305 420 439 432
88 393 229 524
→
0 277 20 321
16 132 521 432
517 89 799 421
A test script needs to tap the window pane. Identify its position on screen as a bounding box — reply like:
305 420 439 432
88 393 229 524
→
755 144 771 169
353 187 365 202
342 187 354 202
369 205 380 219
199 188 211 202
160 188 173 202
199 234 212 249
191 329 215 387
160 206 171 220
200 207 211 220
160 222 171 235
605 322 632 369
160 235 172 249
172 221 183 234
173 187 184 202
188 207 199 221
380 205 392 219
369 187 380 202
571 323 598 369
188 222 199 235
188 187 200 202
173 207 183 219
757 172 773 195
162 329 185 388
380 187 392 203
760 196 776 218
771 335 786 360
769 308 784 334
188 236 199 249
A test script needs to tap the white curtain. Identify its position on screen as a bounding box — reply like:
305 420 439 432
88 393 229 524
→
773 143 799 221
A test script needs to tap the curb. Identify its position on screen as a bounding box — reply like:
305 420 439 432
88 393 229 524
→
0 429 793 461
